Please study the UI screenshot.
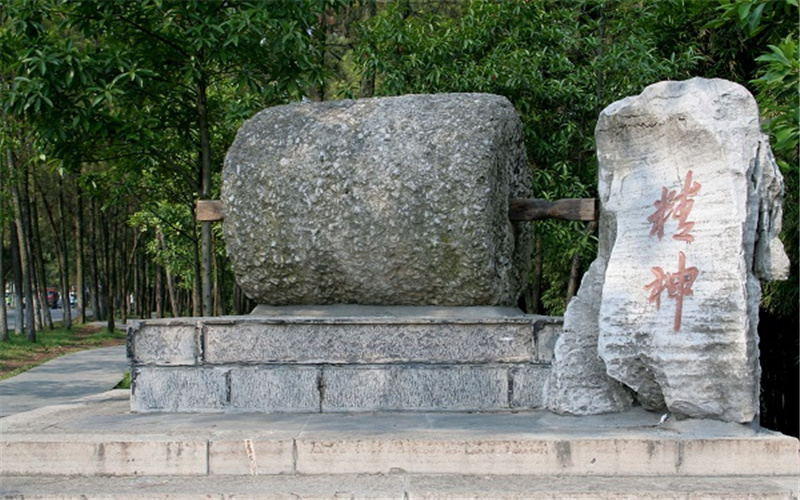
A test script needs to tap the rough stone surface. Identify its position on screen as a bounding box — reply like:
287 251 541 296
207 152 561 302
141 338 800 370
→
222 93 532 306
545 257 633 415
208 439 295 475
509 365 550 409
321 365 509 412
130 367 228 412
532 317 564 363
548 78 789 422
228 366 320 412
204 318 535 365
127 322 199 366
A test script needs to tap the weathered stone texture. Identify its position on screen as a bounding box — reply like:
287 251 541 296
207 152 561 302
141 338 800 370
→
321 365 509 412
204 318 534 365
222 93 532 306
127 322 199 366
545 258 633 415
131 367 228 412
548 78 789 422
229 366 320 412
510 364 550 409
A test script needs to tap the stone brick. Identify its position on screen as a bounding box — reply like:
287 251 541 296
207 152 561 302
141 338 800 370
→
510 365 549 409
532 318 562 363
321 365 509 412
130 366 228 412
204 316 534 365
128 321 199 366
228 366 320 412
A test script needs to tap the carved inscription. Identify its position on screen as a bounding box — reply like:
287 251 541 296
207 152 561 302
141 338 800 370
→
644 251 699 331
645 170 701 331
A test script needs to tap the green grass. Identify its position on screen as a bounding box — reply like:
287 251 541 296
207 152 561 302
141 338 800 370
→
115 370 131 389
0 324 126 381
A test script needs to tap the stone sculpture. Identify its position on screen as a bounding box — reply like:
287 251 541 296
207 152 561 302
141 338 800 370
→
546 77 789 422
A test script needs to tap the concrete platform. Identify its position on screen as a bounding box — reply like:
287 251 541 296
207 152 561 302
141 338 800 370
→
1 390 798 498
1 390 797 477
1 473 798 499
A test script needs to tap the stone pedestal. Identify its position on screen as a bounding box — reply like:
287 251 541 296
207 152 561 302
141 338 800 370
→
128 307 561 413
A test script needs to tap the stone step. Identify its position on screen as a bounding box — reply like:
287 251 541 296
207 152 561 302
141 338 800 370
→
128 308 560 366
2 391 797 479
1 474 798 499
127 309 562 413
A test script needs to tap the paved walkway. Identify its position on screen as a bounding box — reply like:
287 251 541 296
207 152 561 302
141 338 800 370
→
0 345 128 418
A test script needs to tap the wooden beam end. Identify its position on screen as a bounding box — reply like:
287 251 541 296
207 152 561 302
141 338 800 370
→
196 200 224 222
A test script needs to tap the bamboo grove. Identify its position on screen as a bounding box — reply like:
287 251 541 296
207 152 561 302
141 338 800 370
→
0 0 796 339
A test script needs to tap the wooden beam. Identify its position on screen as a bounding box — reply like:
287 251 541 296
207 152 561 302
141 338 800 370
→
196 200 224 222
196 198 596 224
509 198 597 222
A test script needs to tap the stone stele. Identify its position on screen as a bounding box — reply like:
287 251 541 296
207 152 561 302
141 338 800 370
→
548 78 789 423
222 93 532 306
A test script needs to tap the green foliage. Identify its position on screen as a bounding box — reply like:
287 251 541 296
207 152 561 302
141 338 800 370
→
753 33 799 315
130 201 196 290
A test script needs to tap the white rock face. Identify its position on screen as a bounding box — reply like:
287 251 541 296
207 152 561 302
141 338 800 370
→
547 78 789 423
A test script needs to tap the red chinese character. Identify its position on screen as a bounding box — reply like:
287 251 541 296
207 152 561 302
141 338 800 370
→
647 170 701 242
671 170 701 242
643 251 699 332
647 187 676 240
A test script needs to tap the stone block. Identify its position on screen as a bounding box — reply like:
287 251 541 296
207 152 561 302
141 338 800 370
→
222 93 532 306
128 321 199 366
509 365 549 409
321 365 509 412
547 78 790 423
130 366 228 412
203 316 534 365
228 366 320 412
594 78 789 422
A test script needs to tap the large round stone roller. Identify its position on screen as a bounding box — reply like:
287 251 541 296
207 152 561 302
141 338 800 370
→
222 93 532 306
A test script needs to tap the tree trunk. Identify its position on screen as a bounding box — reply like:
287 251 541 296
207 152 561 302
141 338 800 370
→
565 222 596 305
30 196 54 330
359 1 377 98
75 181 86 324
57 176 72 329
197 75 213 317
89 198 102 321
121 226 139 323
530 232 543 315
0 150 8 341
155 263 164 319
102 209 115 332
192 221 201 317
9 222 23 336
157 229 179 317
12 156 35 342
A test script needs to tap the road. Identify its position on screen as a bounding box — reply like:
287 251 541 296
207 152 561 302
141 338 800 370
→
3 306 81 330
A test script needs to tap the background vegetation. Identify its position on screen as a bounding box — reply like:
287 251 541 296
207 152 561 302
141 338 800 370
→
0 0 796 435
